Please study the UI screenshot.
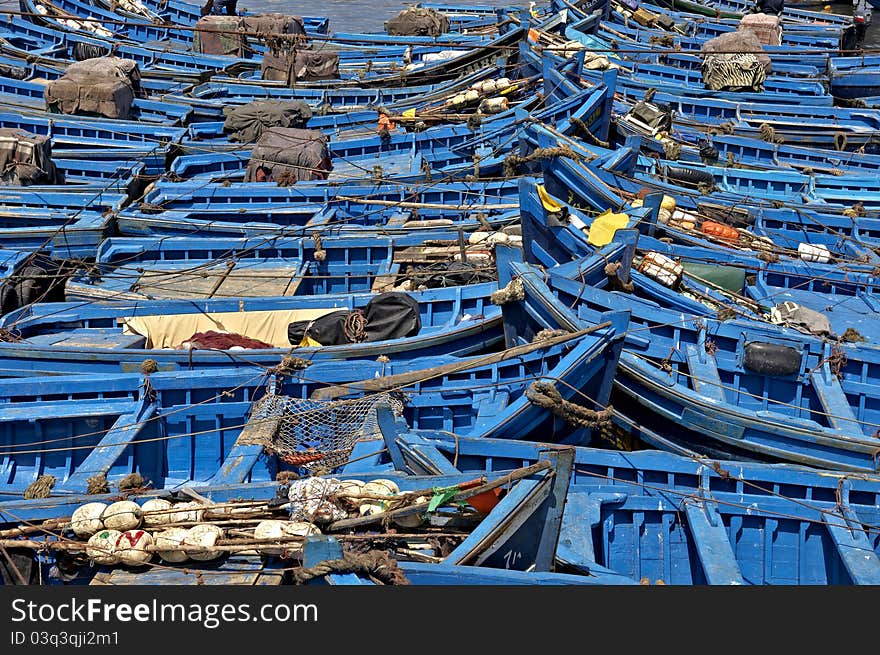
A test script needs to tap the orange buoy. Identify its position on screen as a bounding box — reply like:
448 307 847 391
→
701 220 739 242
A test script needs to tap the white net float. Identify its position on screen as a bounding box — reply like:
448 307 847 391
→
86 529 122 565
479 97 509 114
167 501 205 524
637 252 683 288
288 477 347 523
253 520 322 555
101 501 142 531
335 479 366 509
798 243 831 264
141 498 173 527
185 524 224 561
70 502 108 538
394 496 429 528
155 527 190 563
116 529 154 566
359 479 401 516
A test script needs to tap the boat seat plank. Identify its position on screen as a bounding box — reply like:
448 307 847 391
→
823 508 880 585
90 555 284 585
207 414 279 486
60 400 157 493
24 330 147 350
810 365 862 434
0 398 135 422
683 499 745 585
685 344 726 403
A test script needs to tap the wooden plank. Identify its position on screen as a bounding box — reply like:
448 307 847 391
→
823 507 880 585
810 364 861 433
207 417 279 486
60 398 156 493
683 499 745 585
685 344 727 403
90 555 284 585
311 325 608 400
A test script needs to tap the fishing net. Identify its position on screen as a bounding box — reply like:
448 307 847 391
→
246 392 405 470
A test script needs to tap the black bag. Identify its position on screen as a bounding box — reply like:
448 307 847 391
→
363 292 421 341
286 293 421 346
287 310 352 346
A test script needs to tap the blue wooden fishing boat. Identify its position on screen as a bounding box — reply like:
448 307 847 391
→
0 451 634 586
62 229 507 301
378 427 880 584
514 179 880 472
0 312 625 494
0 280 504 374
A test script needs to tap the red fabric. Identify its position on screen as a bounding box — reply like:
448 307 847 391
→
182 331 274 350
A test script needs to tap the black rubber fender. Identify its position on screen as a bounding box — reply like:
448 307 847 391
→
743 342 802 376
664 165 716 189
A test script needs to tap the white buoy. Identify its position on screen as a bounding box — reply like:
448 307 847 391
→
359 479 401 516
155 528 190 563
167 501 205 524
185 524 224 561
394 496 429 528
288 478 347 522
101 501 142 531
798 243 831 264
253 520 321 555
335 479 366 510
70 502 108 538
86 529 122 565
638 252 683 288
141 498 173 527
115 529 154 566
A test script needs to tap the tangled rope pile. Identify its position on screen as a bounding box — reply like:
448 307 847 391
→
23 474 56 499
525 381 613 429
605 261 634 293
291 550 410 585
503 146 580 177
491 278 525 305
758 123 783 144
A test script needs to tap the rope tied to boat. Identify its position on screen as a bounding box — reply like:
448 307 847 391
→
291 550 410 585
272 356 312 376
312 235 326 262
23 475 56 500
604 261 634 293
0 328 22 343
843 202 866 218
840 327 866 343
570 117 610 148
466 111 482 131
420 157 432 182
140 359 158 375
717 307 736 321
533 329 570 342
648 34 674 47
118 473 147 492
525 381 613 429
662 140 681 161
758 123 783 144
86 474 110 495
503 146 580 177
834 131 848 152
343 310 367 343
490 278 525 304
708 121 735 136
757 251 780 263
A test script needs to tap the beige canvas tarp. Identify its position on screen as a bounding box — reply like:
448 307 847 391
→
121 308 340 349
